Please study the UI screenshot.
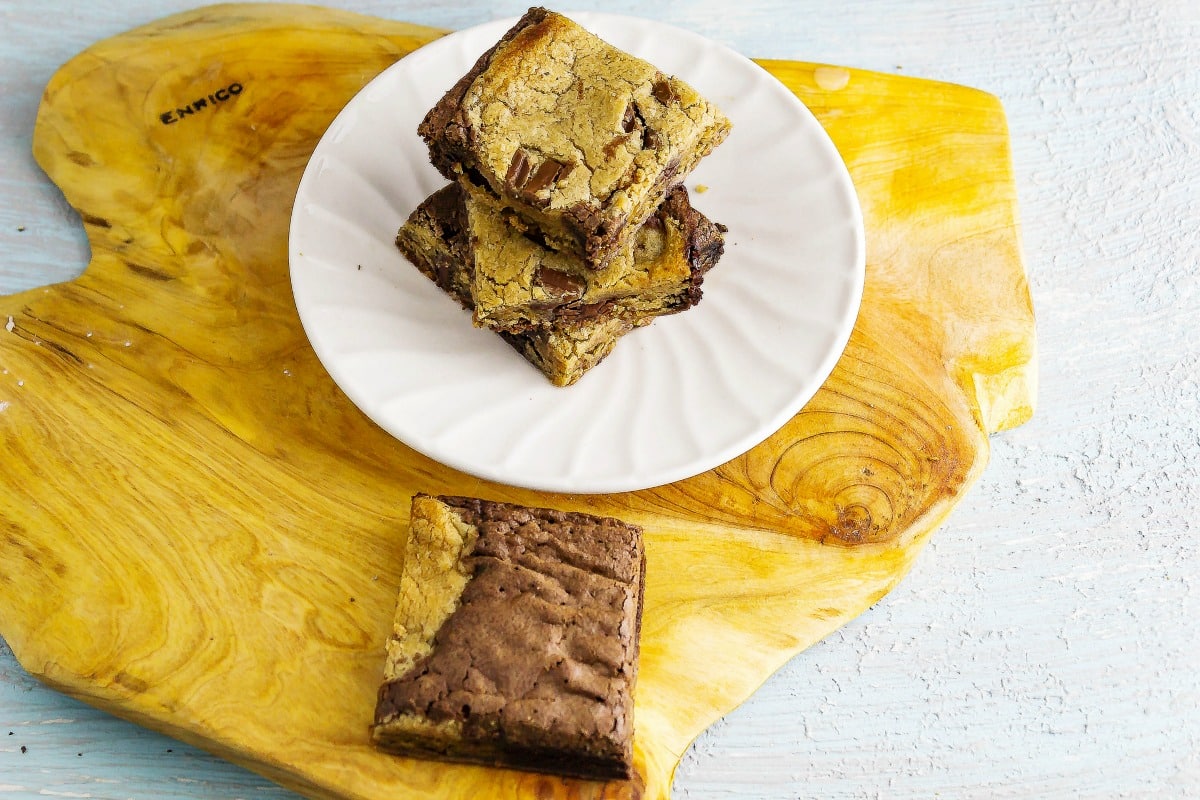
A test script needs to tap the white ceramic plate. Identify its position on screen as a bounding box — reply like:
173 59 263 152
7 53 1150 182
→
290 13 864 494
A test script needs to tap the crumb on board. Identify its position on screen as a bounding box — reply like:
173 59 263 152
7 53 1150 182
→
16 226 26 232
695 184 710 194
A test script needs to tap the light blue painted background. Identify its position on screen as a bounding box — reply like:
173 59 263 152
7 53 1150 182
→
2 1 1198 797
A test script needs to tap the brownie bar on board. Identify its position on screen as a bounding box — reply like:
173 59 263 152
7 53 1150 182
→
372 494 645 781
418 7 731 270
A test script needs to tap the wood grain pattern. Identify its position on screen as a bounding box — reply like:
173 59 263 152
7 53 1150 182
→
0 4 1034 799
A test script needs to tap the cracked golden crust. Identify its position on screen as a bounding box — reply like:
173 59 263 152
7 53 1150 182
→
419 7 731 269
465 183 721 332
395 184 633 386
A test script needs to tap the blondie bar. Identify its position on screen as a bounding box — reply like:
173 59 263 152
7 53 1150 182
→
467 183 725 332
372 494 645 781
396 184 634 386
419 7 731 269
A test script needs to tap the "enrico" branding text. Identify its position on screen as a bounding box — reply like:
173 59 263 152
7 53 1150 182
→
159 82 244 125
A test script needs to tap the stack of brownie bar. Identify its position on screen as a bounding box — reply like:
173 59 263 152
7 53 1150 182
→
397 7 732 386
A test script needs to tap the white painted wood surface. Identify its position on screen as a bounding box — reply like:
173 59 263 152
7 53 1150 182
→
2 0 1198 797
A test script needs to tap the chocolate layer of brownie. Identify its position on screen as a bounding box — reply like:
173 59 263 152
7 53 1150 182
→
372 494 645 781
396 184 634 387
418 7 731 270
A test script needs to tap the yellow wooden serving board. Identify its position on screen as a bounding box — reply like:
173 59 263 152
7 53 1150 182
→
0 5 1035 799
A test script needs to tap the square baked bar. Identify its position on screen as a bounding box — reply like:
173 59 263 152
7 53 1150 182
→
418 7 731 270
372 494 646 781
396 184 635 387
468 183 724 332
